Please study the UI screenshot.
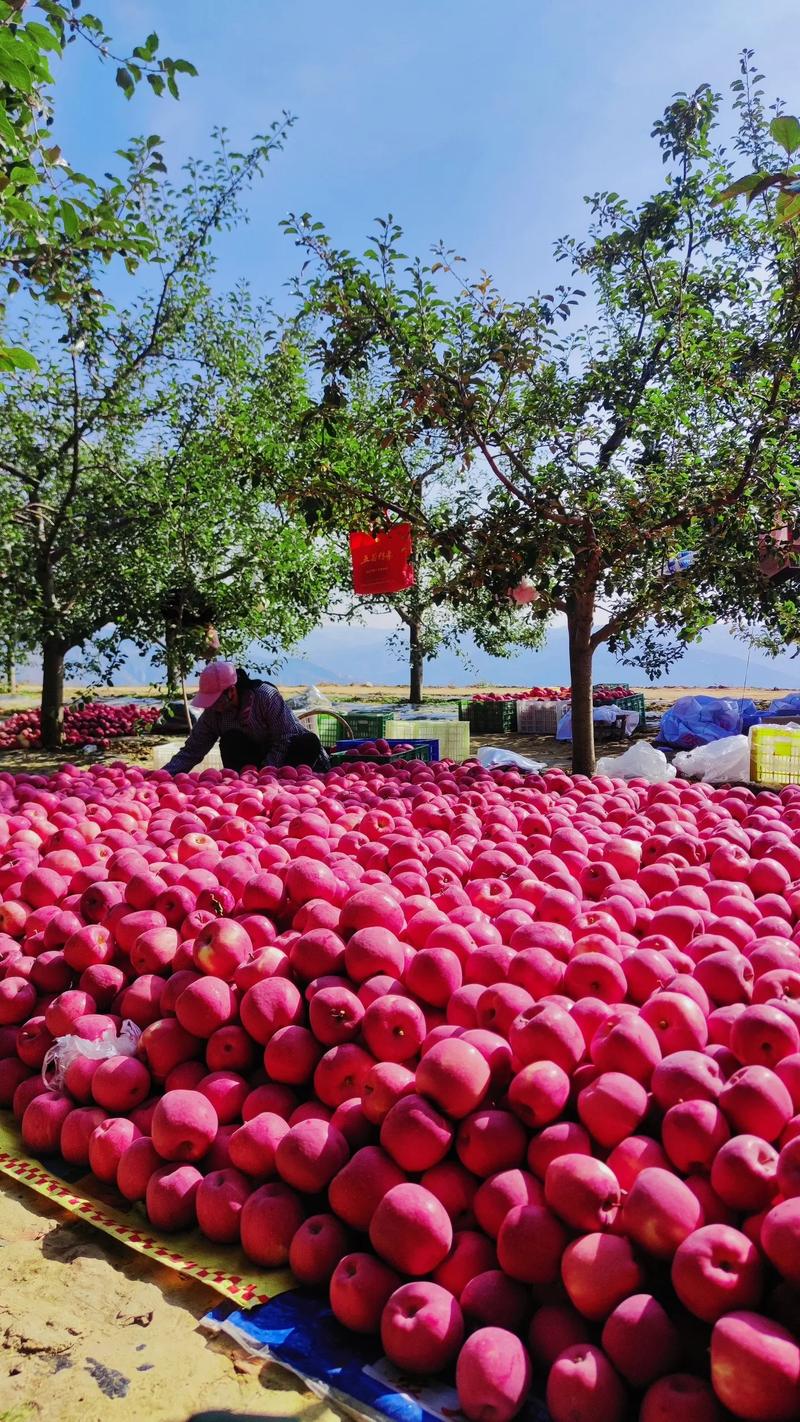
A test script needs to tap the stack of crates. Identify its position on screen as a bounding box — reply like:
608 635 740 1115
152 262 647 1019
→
517 699 571 736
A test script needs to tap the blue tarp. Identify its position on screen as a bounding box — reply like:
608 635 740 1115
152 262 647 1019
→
759 694 800 719
657 695 760 750
202 1289 550 1422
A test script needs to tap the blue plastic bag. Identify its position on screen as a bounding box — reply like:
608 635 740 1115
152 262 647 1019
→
658 695 759 750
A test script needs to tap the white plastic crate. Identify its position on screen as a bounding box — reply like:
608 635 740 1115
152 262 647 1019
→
151 739 222 771
516 699 571 735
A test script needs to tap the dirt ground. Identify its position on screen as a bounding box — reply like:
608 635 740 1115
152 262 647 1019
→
2 680 795 711
0 1172 342 1422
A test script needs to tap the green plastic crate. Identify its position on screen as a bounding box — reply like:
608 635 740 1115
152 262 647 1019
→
614 693 646 733
466 700 518 733
344 712 395 739
313 712 343 748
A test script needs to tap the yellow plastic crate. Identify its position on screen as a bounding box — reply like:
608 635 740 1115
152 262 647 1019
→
750 723 800 787
386 718 471 762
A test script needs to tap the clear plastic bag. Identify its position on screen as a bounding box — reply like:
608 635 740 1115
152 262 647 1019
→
42 1020 141 1091
672 735 751 784
476 746 547 773
595 741 677 783
284 685 334 713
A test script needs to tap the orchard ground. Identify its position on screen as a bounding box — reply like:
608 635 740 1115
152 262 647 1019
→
0 676 797 1421
0 682 795 778
0 1172 341 1422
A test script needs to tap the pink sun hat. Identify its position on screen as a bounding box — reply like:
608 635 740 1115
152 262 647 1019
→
191 660 237 709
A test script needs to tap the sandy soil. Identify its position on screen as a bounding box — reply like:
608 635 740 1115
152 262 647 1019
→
0 1172 342 1422
3 681 796 710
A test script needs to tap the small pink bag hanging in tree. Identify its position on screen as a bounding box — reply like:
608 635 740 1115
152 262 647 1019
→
349 523 415 595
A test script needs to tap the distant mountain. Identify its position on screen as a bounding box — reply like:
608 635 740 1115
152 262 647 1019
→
270 656 346 685
291 622 799 689
16 619 799 691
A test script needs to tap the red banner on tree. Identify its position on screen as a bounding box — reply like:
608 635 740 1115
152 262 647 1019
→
349 524 415 595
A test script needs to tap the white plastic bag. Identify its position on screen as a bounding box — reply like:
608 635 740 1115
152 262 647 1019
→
672 735 751 785
477 746 547 772
557 706 640 741
42 1020 142 1091
595 741 677 783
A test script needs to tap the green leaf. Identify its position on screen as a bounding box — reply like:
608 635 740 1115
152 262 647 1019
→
0 43 33 91
23 20 61 53
776 191 800 225
3 346 38 371
0 108 19 148
8 164 37 185
770 115 800 155
115 65 134 97
146 73 165 96
747 173 785 204
60 199 79 237
173 59 198 76
713 173 767 203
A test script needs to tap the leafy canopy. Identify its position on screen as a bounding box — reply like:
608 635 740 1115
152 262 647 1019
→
283 54 800 769
0 0 197 371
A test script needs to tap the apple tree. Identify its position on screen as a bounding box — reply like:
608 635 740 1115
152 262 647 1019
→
0 126 310 747
290 377 544 703
285 57 800 772
112 298 345 706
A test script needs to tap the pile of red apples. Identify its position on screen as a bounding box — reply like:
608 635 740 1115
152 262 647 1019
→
0 703 160 751
470 685 630 705
2 756 800 1422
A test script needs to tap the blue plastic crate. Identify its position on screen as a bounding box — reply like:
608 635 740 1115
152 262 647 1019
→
333 736 440 762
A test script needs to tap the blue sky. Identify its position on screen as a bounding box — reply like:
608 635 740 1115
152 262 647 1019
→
54 1 800 687
57 0 800 303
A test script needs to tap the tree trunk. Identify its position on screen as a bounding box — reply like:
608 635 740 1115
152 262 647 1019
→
41 638 65 749
567 595 595 776
1 644 14 694
165 623 179 695
409 620 424 704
